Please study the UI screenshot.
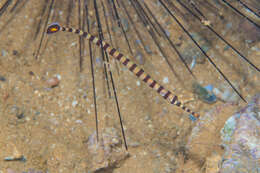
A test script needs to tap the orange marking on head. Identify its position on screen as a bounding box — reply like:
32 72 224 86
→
47 23 60 34
51 28 58 32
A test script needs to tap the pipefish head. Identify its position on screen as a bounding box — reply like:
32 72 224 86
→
47 23 61 34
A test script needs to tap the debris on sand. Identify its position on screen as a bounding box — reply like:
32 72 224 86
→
85 127 130 172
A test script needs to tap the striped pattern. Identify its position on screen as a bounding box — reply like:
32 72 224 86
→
52 24 200 119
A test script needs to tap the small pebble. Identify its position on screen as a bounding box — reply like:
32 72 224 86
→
201 45 209 53
71 42 76 46
25 117 30 121
225 22 232 30
163 77 169 84
55 74 61 80
75 119 82 124
223 45 230 51
1 49 7 56
121 18 129 32
144 45 152 54
144 115 151 121
95 57 103 67
46 77 60 88
72 100 78 107
28 71 34 76
16 113 24 119
135 39 141 45
190 56 197 69
12 50 18 55
164 29 170 37
135 52 145 65
0 75 6 81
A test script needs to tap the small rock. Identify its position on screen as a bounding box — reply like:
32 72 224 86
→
16 113 24 119
71 42 76 47
0 75 6 81
163 77 169 84
190 56 197 69
1 49 7 56
72 100 78 107
201 45 210 53
55 74 61 80
75 119 82 124
95 57 103 67
164 29 170 37
28 71 34 76
135 39 141 45
86 127 129 172
135 52 145 65
144 45 152 54
46 77 60 88
225 22 232 30
121 18 129 32
12 50 18 55
223 45 230 51
144 115 151 121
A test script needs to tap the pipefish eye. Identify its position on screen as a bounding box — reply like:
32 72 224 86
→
47 23 60 34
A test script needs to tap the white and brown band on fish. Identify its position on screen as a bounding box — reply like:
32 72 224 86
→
47 23 200 119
